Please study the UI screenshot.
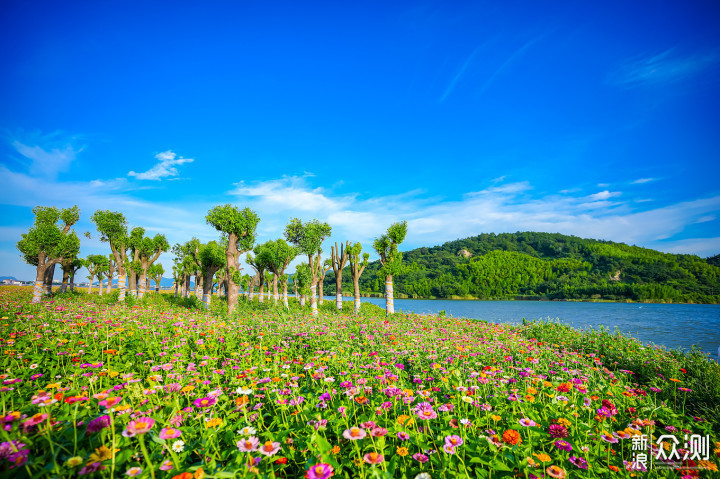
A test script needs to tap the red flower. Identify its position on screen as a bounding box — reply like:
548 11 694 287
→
274 458 288 464
679 368 687 374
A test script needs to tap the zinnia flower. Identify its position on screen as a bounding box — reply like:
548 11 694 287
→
342 427 367 440
159 427 182 440
305 463 334 479
122 417 155 437
502 429 522 446
125 466 142 477
258 440 281 456
546 465 567 478
237 437 260 452
519 418 537 427
554 440 572 451
193 397 216 408
363 452 384 464
445 435 464 448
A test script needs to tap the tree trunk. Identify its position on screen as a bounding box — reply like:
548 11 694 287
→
300 294 306 307
225 233 239 313
195 274 203 300
273 275 279 304
138 270 148 298
70 271 76 292
32 260 48 304
106 262 114 295
183 275 190 298
258 278 264 303
283 282 288 309
174 281 178 297
61 269 69 293
336 275 343 310
318 280 324 305
98 277 104 296
310 283 317 315
385 274 394 315
202 271 214 310
128 270 137 297
354 277 361 314
45 264 55 294
87 274 94 294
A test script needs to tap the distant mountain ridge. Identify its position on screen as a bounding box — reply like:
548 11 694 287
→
322 231 720 303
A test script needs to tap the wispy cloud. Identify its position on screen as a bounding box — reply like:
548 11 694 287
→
632 177 656 184
438 43 485 103
128 150 194 181
609 49 718 88
476 35 544 97
11 132 83 180
586 190 621 201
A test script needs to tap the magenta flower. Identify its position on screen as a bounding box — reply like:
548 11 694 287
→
413 453 429 463
122 417 155 437
306 463 334 479
237 436 260 452
549 424 568 438
158 427 182 440
519 418 537 427
23 413 48 427
554 440 572 452
397 431 410 441
443 444 456 454
416 409 437 420
193 397 216 408
600 434 618 444
444 435 464 448
85 415 111 434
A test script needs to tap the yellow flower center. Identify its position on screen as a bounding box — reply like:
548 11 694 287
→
263 441 273 451
351 428 360 437
314 465 325 473
135 421 148 429
369 452 378 461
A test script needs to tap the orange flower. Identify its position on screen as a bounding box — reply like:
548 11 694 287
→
172 474 193 479
608 465 619 472
546 465 566 478
194 468 205 479
502 429 522 446
354 396 368 405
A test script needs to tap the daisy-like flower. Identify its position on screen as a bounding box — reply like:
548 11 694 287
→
569 455 588 469
600 433 618 444
159 427 182 440
412 453 429 463
416 409 437 420
363 452 384 464
258 440 281 456
445 435 464 448
415 474 431 479
125 466 142 477
546 465 567 478
172 440 185 452
554 440 572 451
519 418 537 427
442 444 456 454
98 397 122 408
342 427 367 440
236 387 253 395
122 417 155 437
306 463 334 479
237 436 260 452
23 413 48 427
238 426 257 436
397 431 410 440
159 460 174 471
193 397 216 408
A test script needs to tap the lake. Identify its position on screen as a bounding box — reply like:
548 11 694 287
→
317 295 720 361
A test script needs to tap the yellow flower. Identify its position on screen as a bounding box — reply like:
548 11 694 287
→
396 447 409 457
87 445 119 464
491 414 501 422
557 418 571 427
331 445 341 454
524 395 535 403
205 418 222 428
533 453 551 462
65 456 83 467
396 414 411 425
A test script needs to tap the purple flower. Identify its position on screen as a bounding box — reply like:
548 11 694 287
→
85 415 111 434
412 453 429 463
569 456 588 469
554 440 572 452
549 424 568 438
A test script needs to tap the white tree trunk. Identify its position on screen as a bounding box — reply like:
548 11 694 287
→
336 292 343 310
118 275 127 301
99 278 104 296
385 275 394 316
310 284 318 316
87 274 94 294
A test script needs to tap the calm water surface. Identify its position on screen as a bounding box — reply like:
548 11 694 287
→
321 295 720 360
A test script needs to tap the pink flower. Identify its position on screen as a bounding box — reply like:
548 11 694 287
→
444 435 464 448
412 453 429 463
306 463 334 479
23 413 48 427
443 444 456 454
158 427 182 440
363 452 384 464
98 397 122 408
519 418 537 427
370 427 388 437
122 417 155 437
159 460 174 471
193 397 216 408
237 436 260 452
416 409 437 420
342 427 367 440
258 440 281 456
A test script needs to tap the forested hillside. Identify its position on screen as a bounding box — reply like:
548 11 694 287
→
322 232 720 303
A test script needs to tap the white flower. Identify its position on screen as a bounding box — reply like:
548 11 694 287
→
29 364 38 370
172 440 185 452
415 473 432 479
237 426 257 436
324 377 335 383
236 387 253 395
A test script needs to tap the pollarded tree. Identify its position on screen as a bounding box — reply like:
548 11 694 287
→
172 265 180 297
284 218 332 316
278 273 290 308
149 263 164 293
331 241 350 310
348 242 370 314
91 210 131 301
126 226 146 296
17 206 80 303
373 221 408 316
246 252 268 304
106 254 116 294
199 241 225 309
137 233 169 298
259 239 297 308
206 205 260 313
265 272 274 303
294 263 312 307
85 255 109 294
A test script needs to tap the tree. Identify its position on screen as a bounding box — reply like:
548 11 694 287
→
17 206 80 303
199 241 225 309
318 259 331 305
331 241 350 310
85 255 109 294
373 221 408 315
206 205 260 313
60 256 83 293
294 263 312 307
148 263 165 293
246 252 268 304
136 233 169 298
259 239 297 308
348 242 370 314
172 265 180 297
278 273 290 308
91 210 131 301
284 218 332 316
106 254 116 295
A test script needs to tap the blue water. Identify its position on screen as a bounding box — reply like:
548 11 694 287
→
319 295 720 360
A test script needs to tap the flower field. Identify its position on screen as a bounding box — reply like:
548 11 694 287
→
0 287 718 478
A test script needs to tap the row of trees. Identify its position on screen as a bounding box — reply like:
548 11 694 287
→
17 204 410 315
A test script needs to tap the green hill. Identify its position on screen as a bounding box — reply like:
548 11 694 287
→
322 232 720 303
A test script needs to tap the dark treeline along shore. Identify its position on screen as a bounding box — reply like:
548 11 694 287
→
323 232 720 304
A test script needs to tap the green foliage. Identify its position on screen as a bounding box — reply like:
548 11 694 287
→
205 204 260 253
200 241 226 272
373 220 408 277
283 218 332 257
17 206 81 268
294 263 312 296
91 210 128 251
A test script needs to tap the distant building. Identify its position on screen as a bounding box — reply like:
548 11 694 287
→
1 279 22 286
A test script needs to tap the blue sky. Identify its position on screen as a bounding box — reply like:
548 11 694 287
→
1 0 719 280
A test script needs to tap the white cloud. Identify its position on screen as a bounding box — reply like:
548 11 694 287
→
12 139 81 180
632 178 656 184
586 190 621 201
609 49 718 88
128 150 194 181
